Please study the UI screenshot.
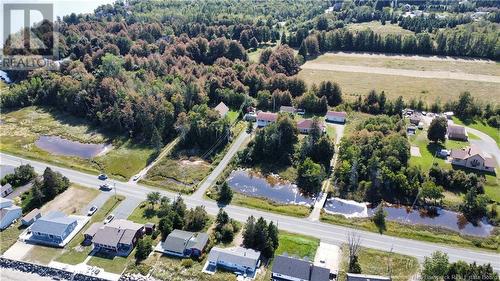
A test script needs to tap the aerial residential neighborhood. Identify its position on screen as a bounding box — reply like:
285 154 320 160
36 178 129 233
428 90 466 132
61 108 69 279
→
0 0 499 281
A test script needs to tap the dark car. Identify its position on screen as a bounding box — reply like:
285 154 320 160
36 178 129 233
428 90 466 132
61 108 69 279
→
98 174 108 180
99 183 112 191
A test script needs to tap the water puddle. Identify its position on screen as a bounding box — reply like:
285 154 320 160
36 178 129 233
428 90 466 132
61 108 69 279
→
324 198 368 218
227 169 317 206
35 135 111 159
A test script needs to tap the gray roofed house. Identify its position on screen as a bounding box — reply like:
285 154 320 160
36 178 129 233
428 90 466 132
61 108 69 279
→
1 183 13 198
203 246 261 279
280 106 297 114
83 222 104 240
21 208 41 226
447 125 468 141
271 255 330 281
91 219 144 256
215 102 230 117
156 229 209 258
450 144 496 172
30 211 78 245
0 198 22 230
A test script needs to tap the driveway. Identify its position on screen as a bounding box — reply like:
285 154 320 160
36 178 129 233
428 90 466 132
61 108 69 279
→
112 197 142 219
6 182 33 199
80 192 112 215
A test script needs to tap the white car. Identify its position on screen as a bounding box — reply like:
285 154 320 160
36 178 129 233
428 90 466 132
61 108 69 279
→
104 214 115 224
132 175 140 181
87 205 98 216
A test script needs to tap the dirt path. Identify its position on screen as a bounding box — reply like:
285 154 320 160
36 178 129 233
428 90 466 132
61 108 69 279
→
301 62 500 83
321 51 497 64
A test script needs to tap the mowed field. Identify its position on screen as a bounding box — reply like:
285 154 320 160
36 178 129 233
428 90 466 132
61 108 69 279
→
347 21 415 36
297 52 500 103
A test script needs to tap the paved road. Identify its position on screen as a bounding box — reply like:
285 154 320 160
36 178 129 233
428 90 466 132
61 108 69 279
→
192 129 251 199
465 127 500 166
1 153 499 271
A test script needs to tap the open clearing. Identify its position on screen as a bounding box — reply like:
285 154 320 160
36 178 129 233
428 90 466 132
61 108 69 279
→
297 52 500 103
347 21 414 36
0 106 156 180
40 185 99 215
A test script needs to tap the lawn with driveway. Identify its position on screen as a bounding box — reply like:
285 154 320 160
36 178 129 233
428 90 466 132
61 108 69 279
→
55 195 125 265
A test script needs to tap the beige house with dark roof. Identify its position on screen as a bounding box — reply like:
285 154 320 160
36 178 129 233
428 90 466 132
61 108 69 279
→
90 219 144 256
450 144 496 172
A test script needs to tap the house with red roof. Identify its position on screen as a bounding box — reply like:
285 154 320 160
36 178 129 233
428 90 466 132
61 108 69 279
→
257 111 278 127
297 119 326 134
325 111 347 123
450 144 496 172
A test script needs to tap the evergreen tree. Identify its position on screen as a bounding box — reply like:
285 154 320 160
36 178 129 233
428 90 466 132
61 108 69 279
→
217 182 233 205
372 203 387 234
243 216 256 248
135 238 153 261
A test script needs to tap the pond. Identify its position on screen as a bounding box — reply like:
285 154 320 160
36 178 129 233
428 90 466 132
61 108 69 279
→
323 198 368 218
369 205 494 237
227 169 317 206
35 135 111 159
323 198 494 237
0 70 11 83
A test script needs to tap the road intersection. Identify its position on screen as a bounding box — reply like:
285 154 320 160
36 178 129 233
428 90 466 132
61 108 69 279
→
1 152 499 271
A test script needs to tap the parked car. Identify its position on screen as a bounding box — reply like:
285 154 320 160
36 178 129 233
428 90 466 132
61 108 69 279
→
99 183 112 191
98 174 108 180
132 175 140 181
104 214 115 224
439 149 450 158
87 205 98 216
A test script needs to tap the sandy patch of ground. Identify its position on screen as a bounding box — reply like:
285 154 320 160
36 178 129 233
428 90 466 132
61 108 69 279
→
301 62 500 83
321 51 497 64
410 146 421 157
180 159 208 166
40 185 99 215
2 241 34 260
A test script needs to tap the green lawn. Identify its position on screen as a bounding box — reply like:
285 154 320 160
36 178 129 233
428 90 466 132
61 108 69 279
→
0 222 25 254
56 195 125 265
452 117 500 146
408 129 467 171
337 246 419 281
0 106 157 181
128 201 161 224
485 174 500 202
87 251 133 274
142 156 211 194
347 21 415 36
227 110 240 124
23 245 63 265
206 190 311 218
275 231 319 259
320 212 499 252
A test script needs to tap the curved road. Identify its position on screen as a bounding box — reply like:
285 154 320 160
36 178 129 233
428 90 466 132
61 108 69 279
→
1 152 499 271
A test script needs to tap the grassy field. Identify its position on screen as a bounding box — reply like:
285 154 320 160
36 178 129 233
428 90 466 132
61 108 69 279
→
408 129 467 171
275 231 319 259
128 201 162 224
0 222 25 254
56 195 125 265
320 212 499 252
0 106 156 181
347 21 414 36
142 156 211 193
23 245 64 265
452 117 500 146
309 53 500 76
297 68 498 103
337 245 419 281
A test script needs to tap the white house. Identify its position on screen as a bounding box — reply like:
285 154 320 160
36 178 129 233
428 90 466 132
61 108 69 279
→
296 119 326 134
325 111 347 123
0 197 22 230
450 144 496 172
256 111 278 127
1 183 13 198
203 246 261 279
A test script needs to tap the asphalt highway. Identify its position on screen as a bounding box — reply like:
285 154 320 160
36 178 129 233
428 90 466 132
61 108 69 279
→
1 152 499 271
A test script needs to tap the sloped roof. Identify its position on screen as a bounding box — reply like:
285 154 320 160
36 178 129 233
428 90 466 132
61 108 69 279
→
83 222 104 238
161 229 209 253
272 255 311 280
214 102 229 116
447 125 466 137
257 111 278 122
22 208 41 222
208 246 260 269
450 144 497 168
280 106 296 113
311 266 330 281
30 211 76 236
92 219 143 247
326 111 347 118
297 119 325 131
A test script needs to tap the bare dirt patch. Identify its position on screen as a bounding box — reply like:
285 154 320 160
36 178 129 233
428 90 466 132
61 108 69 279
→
40 185 99 215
